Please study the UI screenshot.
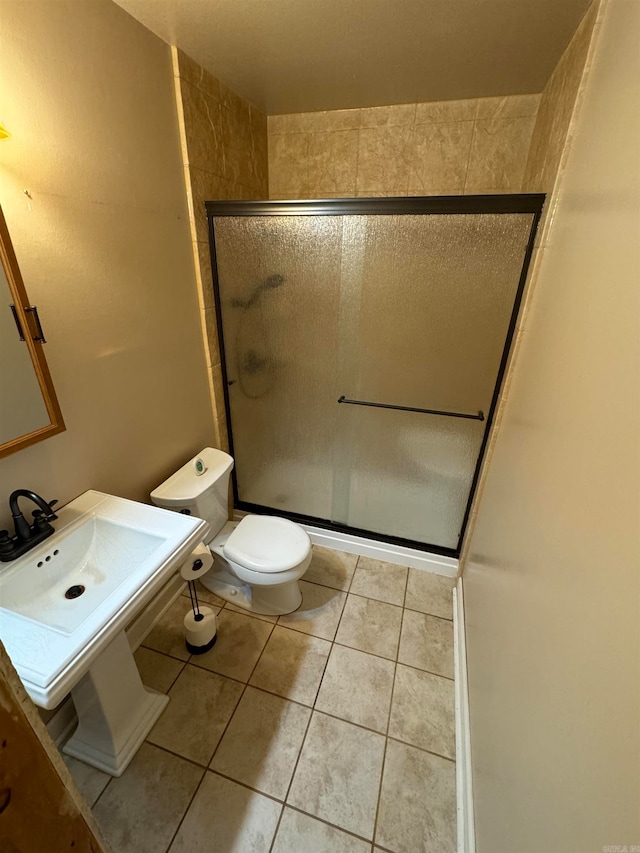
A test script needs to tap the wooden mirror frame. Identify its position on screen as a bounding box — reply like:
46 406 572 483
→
0 207 65 458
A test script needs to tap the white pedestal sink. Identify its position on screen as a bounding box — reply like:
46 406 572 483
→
0 490 209 776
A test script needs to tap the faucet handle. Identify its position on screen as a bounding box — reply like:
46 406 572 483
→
0 530 14 557
46 499 59 520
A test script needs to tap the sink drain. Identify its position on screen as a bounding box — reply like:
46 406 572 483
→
65 585 85 600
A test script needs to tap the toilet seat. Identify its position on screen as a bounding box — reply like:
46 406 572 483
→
223 515 311 573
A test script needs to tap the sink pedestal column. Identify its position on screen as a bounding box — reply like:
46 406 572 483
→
63 630 169 776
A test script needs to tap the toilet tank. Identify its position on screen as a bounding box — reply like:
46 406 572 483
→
150 448 234 544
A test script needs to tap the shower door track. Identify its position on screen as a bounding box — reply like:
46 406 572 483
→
206 194 545 559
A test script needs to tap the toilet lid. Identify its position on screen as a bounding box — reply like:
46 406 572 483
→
223 515 311 573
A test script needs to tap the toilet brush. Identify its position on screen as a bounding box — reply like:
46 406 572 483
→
181 544 218 654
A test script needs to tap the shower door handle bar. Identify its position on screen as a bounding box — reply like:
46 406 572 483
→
337 396 485 421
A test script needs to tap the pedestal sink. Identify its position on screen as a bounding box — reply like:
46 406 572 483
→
0 490 209 775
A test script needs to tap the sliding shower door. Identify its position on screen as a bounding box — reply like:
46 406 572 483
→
208 197 543 554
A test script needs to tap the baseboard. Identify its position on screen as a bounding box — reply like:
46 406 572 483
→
453 578 475 853
234 511 458 577
47 574 186 747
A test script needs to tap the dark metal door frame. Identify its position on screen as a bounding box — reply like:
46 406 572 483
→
206 194 545 558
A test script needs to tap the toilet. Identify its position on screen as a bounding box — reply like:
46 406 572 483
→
150 448 311 615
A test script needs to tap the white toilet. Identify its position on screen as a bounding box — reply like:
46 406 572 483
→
151 448 311 615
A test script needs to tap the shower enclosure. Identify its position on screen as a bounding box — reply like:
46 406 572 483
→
206 196 544 556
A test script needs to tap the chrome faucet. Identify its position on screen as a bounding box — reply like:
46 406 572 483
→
0 490 59 562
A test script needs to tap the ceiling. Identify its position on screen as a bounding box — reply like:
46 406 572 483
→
113 0 591 115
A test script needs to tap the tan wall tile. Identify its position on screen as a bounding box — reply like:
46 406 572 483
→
202 307 220 368
415 99 477 123
307 130 359 194
465 115 537 192
359 103 416 128
356 190 408 197
523 2 598 193
356 126 412 193
196 241 215 311
408 120 474 194
250 106 269 196
269 109 361 134
176 48 221 103
268 132 310 197
220 100 253 185
180 81 225 175
475 94 541 119
304 109 362 132
187 167 227 240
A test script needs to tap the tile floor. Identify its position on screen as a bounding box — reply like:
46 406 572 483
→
63 547 457 853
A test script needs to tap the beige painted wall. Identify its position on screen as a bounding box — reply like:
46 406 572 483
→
0 0 215 529
267 95 540 198
463 0 640 849
171 48 269 452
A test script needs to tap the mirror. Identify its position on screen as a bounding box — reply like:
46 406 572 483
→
0 206 65 457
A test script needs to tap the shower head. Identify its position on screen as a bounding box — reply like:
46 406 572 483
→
232 273 286 309
263 274 285 290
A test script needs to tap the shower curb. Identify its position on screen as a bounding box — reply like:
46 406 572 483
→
454 578 476 853
234 511 459 577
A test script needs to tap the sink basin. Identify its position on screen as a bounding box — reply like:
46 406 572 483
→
4 517 165 634
0 490 209 709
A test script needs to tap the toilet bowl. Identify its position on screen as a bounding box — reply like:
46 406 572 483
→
151 448 311 615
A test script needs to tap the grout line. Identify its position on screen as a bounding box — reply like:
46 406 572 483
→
393 658 455 683
206 618 277 770
307 707 387 740
206 767 285 805
371 736 389 848
163 765 208 852
386 734 456 764
285 803 380 847
91 774 113 809
143 739 212 771
269 621 339 851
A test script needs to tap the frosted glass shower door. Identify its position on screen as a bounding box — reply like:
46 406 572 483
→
213 215 344 520
209 200 540 553
332 213 535 549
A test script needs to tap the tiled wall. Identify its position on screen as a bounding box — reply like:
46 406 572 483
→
172 47 269 450
523 1 599 192
267 94 540 199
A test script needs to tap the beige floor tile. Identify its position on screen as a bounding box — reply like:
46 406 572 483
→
335 595 402 660
147 664 243 765
273 807 370 852
144 595 214 660
288 712 385 839
315 645 395 733
223 601 278 622
389 665 455 759
278 580 346 641
93 743 203 853
404 570 455 619
169 771 282 853
398 610 454 679
376 739 456 853
62 754 110 807
249 625 331 706
350 556 408 605
134 646 185 693
181 579 226 608
195 609 273 681
304 546 358 591
211 686 310 799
